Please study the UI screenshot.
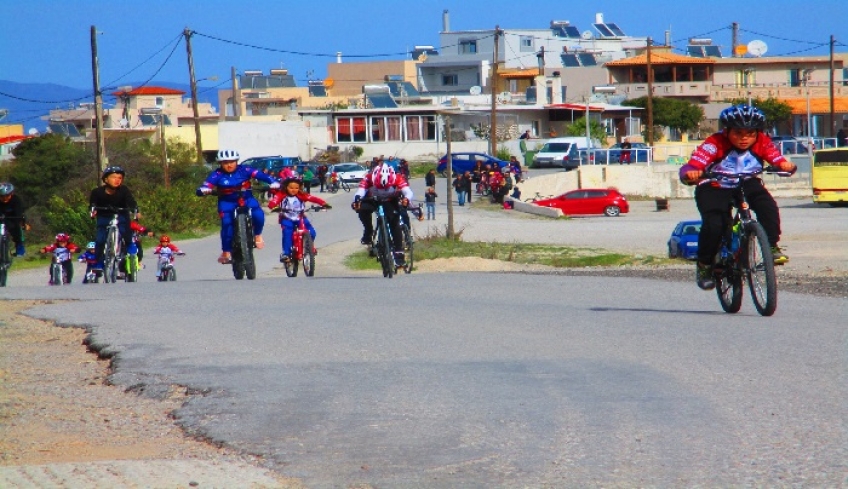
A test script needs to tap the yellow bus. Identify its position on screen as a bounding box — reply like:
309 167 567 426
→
812 148 848 207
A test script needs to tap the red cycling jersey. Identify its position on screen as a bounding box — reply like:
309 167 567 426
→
681 131 787 179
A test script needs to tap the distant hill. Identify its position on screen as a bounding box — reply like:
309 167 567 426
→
0 80 218 134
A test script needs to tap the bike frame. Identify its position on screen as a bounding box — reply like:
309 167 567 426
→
93 206 136 284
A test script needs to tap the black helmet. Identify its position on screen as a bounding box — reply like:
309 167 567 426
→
0 182 14 196
102 166 126 181
720 104 766 130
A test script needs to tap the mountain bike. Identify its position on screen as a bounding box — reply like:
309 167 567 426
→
705 168 791 317
329 176 351 193
93 206 136 284
399 217 415 274
47 247 72 285
278 205 326 278
364 199 403 278
155 248 185 282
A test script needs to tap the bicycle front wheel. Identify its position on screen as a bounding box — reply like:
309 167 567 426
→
104 227 119 283
302 233 316 277
377 218 394 278
341 180 351 192
744 222 777 316
715 261 743 313
167 267 177 282
50 263 62 286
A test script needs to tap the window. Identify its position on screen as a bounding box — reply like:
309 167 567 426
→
370 116 402 142
459 39 477 54
442 74 458 86
336 116 367 143
789 68 803 88
155 96 164 107
519 36 534 52
405 115 436 141
843 68 848 87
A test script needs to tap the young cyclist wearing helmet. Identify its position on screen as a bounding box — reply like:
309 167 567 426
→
680 104 797 290
268 177 331 263
152 235 184 279
77 242 99 283
0 182 30 256
196 149 281 264
351 163 414 267
89 166 141 271
40 233 80 284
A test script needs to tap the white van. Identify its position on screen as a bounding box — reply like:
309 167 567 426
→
532 137 601 171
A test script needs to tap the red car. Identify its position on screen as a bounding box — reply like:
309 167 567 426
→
533 188 629 217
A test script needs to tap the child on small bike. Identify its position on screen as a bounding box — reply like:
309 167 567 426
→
152 235 183 279
268 176 331 263
77 241 99 283
680 104 796 290
40 233 80 284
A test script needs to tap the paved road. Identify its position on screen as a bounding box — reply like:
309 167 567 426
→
1 182 845 487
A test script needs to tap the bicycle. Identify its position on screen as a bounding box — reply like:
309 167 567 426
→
46 247 72 286
523 192 552 203
93 206 136 284
399 214 415 275
0 215 21 287
276 205 325 278
704 168 791 317
154 248 185 282
328 176 351 193
230 190 257 280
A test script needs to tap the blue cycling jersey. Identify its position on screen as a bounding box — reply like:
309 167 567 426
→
198 165 277 202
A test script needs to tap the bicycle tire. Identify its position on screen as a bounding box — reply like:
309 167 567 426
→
50 263 62 286
377 217 394 278
167 267 177 282
744 222 777 316
125 254 138 283
715 261 743 313
302 233 316 277
402 224 414 274
243 214 257 280
104 227 119 283
0 237 9 287
341 180 351 192
231 214 247 280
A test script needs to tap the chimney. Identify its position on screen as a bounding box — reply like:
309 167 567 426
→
594 12 604 24
665 30 671 46
336 52 342 64
443 9 450 32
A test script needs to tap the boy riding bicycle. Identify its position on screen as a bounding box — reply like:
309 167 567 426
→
77 242 99 283
268 176 331 263
680 104 796 290
89 166 141 271
40 233 80 284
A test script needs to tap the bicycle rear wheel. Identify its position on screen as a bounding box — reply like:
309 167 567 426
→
0 238 10 287
302 233 315 277
402 224 414 274
744 222 777 316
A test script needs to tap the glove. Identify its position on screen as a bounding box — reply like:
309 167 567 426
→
269 182 281 190
682 170 703 185
198 187 213 195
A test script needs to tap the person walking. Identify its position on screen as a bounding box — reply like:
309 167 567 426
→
462 170 473 203
452 173 466 206
317 164 329 192
424 187 437 220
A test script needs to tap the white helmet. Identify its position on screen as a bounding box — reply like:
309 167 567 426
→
216 149 240 162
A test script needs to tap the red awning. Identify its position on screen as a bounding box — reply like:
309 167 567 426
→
546 103 604 112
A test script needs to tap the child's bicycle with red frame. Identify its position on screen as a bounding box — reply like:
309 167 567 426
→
277 205 328 278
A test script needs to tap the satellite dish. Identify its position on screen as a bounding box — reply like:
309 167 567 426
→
747 40 768 57
27 128 39 136
469 85 482 95
581 30 594 40
119 118 129 128
323 77 335 89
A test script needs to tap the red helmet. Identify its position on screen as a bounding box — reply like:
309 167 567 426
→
55 233 70 242
371 164 397 190
159 235 171 244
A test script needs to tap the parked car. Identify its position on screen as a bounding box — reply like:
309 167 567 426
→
532 188 629 216
240 156 303 175
328 162 369 183
295 163 322 187
437 152 509 176
667 220 701 260
532 137 600 170
592 142 652 164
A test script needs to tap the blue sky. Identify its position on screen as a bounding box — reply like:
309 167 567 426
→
1 0 846 91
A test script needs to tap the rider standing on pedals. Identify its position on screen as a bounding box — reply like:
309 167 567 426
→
680 104 796 291
268 176 331 263
196 149 280 264
89 166 141 272
352 163 414 268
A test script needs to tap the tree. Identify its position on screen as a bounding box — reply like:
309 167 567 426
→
563 116 608 146
728 97 792 131
624 96 704 137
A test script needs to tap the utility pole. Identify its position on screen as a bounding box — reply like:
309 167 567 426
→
489 26 501 155
646 37 654 145
160 114 169 188
731 22 739 58
184 27 203 163
829 34 835 137
444 115 455 239
90 25 107 174
231 66 241 119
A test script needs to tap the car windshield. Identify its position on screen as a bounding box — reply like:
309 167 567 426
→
540 143 572 152
336 164 362 172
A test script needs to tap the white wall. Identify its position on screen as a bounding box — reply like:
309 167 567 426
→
218 121 331 161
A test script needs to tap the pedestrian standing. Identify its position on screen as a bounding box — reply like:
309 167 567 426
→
462 170 473 203
425 169 436 188
425 187 437 219
453 173 466 206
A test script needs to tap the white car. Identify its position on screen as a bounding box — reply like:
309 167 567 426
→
329 163 369 183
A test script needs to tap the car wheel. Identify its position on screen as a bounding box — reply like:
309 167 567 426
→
604 205 621 217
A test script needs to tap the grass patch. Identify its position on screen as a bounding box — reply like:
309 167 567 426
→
345 228 670 271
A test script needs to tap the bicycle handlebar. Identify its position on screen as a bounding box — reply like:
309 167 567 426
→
701 167 793 184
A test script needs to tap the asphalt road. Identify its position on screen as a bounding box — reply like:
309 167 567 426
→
2 183 845 488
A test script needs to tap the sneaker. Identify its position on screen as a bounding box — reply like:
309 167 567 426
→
14 244 25 256
217 252 232 264
696 262 715 291
393 252 406 267
360 237 372 246
254 235 265 249
279 253 290 263
771 246 788 265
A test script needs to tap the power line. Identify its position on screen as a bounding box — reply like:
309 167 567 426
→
193 31 411 58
